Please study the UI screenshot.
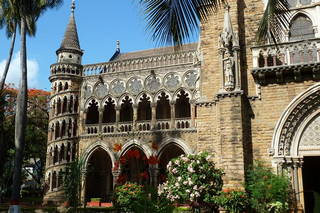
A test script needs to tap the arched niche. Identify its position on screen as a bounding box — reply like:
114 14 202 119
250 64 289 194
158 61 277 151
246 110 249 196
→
85 148 113 202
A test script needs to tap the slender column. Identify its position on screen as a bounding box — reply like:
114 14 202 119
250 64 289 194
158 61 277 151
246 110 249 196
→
149 165 159 187
112 170 121 189
190 100 196 128
64 144 67 163
49 173 52 192
115 106 121 132
170 101 176 129
98 108 103 133
151 102 157 129
133 104 138 131
293 162 300 204
70 143 74 161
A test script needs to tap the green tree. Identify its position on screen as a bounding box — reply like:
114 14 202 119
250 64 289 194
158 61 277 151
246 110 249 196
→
0 87 50 202
0 2 62 211
138 0 290 45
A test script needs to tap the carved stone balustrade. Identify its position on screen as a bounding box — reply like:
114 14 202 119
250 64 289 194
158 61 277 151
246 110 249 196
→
251 38 320 85
136 120 152 132
118 122 133 133
156 119 171 130
175 118 192 129
102 124 116 134
86 124 99 135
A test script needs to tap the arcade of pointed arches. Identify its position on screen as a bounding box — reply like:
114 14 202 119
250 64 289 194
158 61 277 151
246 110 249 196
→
81 138 193 202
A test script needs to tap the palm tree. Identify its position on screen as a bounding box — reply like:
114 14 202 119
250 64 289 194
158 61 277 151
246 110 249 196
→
0 1 17 92
1 1 62 210
138 0 290 45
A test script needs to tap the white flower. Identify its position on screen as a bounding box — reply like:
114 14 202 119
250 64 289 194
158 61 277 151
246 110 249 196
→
172 168 178 174
186 189 190 193
177 176 182 181
175 182 180 187
175 159 180 165
193 185 198 190
187 166 195 173
183 181 188 185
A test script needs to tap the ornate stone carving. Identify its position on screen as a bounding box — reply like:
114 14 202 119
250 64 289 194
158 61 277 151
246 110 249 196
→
82 83 92 99
184 70 198 89
127 77 143 95
145 74 161 93
94 83 108 99
164 73 180 91
218 5 240 93
278 91 320 155
110 79 126 96
300 115 320 146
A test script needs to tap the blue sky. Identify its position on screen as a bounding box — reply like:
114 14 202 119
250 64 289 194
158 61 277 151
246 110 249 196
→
0 1 199 90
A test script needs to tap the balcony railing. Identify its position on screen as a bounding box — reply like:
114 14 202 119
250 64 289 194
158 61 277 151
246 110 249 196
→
83 118 195 136
136 120 152 132
251 38 320 85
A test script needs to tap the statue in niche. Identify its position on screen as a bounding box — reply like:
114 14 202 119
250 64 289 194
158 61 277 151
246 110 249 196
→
218 4 239 92
223 52 235 91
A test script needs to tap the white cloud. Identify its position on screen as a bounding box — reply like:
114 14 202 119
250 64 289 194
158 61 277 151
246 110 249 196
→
0 52 39 88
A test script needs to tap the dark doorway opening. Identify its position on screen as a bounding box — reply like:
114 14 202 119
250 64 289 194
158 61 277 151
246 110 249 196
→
303 156 320 213
85 148 113 202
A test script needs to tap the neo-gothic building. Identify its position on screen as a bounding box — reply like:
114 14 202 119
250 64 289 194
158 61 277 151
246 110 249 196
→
44 0 320 211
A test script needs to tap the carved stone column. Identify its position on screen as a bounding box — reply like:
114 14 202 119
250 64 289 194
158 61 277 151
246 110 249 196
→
98 108 103 133
49 173 52 192
151 102 157 129
115 106 120 132
149 165 160 187
112 170 121 189
190 100 196 128
170 101 176 129
133 104 138 131
80 169 87 205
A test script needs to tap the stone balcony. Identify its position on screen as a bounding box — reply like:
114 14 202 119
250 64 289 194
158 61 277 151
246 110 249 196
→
84 117 195 136
251 38 320 85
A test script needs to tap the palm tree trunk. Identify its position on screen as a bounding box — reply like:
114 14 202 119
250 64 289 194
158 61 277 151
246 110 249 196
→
0 22 16 92
10 17 28 206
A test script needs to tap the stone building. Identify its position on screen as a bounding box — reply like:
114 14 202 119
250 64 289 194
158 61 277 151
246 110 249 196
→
44 0 320 211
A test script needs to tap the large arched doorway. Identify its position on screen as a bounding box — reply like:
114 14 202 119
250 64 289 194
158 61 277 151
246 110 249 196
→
119 147 149 185
158 143 185 183
271 83 320 212
85 148 113 202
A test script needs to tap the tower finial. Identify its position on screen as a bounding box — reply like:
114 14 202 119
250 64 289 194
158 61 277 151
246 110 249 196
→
71 0 75 13
116 40 120 52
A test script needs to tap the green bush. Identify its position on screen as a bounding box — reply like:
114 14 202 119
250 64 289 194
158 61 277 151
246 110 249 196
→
114 183 174 213
245 161 292 213
212 189 248 213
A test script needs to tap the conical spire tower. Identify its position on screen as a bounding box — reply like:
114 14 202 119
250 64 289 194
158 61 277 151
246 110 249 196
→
56 0 82 56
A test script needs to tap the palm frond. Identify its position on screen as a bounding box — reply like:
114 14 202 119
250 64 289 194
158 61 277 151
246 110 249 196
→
256 0 290 43
139 0 224 46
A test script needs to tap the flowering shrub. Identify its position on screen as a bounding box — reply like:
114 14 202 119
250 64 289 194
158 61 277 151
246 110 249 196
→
158 152 224 209
114 182 145 212
212 189 248 213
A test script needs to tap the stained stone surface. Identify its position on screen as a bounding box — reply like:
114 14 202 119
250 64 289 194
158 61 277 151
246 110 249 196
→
110 79 126 96
127 77 143 95
145 75 161 93
184 70 198 88
94 83 108 99
83 84 92 99
164 73 180 91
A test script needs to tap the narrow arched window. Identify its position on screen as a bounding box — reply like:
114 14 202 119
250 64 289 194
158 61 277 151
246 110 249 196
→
289 15 314 41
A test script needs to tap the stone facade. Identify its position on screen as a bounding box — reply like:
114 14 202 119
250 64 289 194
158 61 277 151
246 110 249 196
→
44 0 320 211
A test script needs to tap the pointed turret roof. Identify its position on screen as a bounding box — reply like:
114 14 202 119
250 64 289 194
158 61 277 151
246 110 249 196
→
57 0 82 54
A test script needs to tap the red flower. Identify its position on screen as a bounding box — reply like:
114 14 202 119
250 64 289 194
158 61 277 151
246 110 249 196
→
151 142 159 150
117 174 127 184
139 171 149 179
113 143 122 152
113 161 120 171
147 156 159 165
120 156 127 164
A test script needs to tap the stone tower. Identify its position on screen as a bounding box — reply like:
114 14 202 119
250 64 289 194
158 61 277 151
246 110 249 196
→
44 0 83 203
